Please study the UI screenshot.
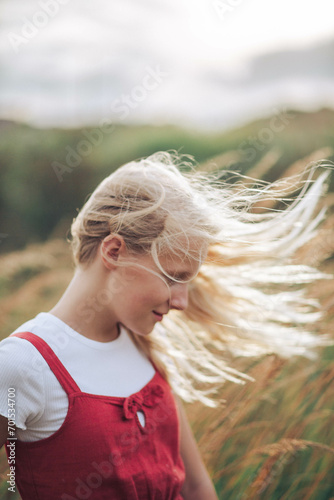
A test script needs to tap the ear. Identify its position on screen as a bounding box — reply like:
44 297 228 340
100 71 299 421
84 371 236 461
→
100 234 126 270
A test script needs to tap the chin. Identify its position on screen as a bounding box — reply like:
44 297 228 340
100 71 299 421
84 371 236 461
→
134 328 153 337
126 324 154 337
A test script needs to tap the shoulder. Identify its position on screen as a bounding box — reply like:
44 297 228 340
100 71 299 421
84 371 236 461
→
0 334 40 365
0 313 53 380
0 326 48 430
0 335 46 387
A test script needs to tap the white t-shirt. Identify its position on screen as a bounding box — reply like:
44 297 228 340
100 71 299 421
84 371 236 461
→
0 312 155 442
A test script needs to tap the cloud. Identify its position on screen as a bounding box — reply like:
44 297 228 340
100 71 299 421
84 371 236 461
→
1 0 334 129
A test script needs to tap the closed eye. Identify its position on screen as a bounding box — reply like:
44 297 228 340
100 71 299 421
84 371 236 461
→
163 276 176 286
163 272 194 285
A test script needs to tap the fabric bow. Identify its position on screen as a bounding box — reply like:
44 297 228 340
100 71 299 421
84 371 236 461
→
123 384 164 420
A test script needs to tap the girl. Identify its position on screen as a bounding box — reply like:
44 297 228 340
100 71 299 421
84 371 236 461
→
0 151 331 500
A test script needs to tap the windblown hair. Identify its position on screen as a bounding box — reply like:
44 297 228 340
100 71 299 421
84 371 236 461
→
71 151 332 406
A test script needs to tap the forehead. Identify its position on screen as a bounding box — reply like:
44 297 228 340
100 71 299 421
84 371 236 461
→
129 237 208 281
158 256 200 281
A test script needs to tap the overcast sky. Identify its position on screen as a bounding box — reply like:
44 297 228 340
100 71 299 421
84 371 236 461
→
1 0 334 129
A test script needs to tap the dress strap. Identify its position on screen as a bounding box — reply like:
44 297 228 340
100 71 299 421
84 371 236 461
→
12 331 81 395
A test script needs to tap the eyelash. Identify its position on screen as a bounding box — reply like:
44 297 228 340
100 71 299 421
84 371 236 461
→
165 277 176 286
164 277 191 286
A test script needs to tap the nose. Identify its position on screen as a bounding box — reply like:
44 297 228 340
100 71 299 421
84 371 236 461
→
170 283 188 311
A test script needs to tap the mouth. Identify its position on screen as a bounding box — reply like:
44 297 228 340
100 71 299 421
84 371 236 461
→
152 311 165 321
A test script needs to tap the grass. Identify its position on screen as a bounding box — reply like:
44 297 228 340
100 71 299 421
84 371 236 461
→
0 143 333 499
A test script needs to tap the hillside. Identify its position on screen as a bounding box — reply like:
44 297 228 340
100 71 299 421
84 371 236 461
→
1 108 334 253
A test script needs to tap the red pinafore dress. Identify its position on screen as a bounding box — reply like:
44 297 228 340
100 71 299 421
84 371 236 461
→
7 332 185 500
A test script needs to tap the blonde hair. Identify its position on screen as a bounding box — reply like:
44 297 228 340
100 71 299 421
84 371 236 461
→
71 151 332 406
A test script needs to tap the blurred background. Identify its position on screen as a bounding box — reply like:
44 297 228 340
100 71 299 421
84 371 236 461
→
1 0 334 252
0 1 334 499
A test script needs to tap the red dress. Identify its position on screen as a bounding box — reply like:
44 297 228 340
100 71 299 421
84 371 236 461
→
7 332 185 500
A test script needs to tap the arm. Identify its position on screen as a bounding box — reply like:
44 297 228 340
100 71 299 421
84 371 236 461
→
0 414 8 449
176 397 218 500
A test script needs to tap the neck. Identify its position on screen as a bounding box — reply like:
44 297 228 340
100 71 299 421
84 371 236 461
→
49 264 119 343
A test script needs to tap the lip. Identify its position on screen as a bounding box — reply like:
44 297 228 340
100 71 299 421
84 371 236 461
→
152 311 164 321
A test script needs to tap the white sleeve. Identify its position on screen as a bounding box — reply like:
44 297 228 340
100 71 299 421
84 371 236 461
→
0 337 46 430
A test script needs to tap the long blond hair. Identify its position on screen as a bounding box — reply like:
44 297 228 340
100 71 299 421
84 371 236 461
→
70 151 332 405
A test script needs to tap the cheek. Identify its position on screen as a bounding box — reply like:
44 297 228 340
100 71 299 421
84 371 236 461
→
136 281 170 308
121 267 140 288
151 282 170 303
107 267 139 298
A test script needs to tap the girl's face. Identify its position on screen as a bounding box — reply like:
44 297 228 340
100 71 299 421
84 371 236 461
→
107 251 202 336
